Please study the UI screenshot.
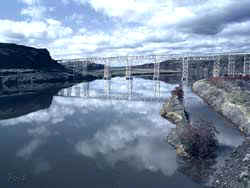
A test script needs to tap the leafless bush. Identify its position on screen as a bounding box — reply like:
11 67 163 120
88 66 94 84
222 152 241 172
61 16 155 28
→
179 122 218 159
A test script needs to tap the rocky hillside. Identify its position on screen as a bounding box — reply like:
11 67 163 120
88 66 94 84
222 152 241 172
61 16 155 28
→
0 43 64 70
0 43 97 96
193 79 250 135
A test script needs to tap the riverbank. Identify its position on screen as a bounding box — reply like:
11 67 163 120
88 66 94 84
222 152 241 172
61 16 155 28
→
192 79 250 135
160 83 248 186
0 43 97 94
212 137 250 188
192 78 250 187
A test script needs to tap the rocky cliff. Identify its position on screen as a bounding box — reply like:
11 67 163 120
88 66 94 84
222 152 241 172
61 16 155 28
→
0 43 64 70
0 43 96 95
193 79 250 135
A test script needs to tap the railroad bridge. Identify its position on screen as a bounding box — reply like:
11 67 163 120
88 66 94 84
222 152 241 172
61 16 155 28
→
57 53 250 83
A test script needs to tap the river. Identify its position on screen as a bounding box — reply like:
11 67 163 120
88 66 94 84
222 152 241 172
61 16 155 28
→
0 77 244 187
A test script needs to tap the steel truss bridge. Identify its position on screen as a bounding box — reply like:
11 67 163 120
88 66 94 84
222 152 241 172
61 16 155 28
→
57 53 250 83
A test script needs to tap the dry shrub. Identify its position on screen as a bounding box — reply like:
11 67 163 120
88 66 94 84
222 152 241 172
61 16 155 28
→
179 123 218 159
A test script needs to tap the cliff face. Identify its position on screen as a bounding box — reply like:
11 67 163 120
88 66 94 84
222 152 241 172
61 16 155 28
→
193 79 250 135
0 43 64 70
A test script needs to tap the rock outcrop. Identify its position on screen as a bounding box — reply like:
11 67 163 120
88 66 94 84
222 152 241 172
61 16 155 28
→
0 43 96 94
160 90 190 157
0 43 64 70
193 79 250 135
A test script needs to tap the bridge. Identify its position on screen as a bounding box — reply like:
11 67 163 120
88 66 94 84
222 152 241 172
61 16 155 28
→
56 79 164 102
57 53 250 83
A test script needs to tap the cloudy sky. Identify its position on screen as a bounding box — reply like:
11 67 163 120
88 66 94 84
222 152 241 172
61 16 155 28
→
1 0 250 59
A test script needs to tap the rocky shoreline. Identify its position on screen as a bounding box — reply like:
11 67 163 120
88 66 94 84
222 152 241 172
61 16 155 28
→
161 82 250 187
212 137 250 188
192 79 250 187
192 79 250 135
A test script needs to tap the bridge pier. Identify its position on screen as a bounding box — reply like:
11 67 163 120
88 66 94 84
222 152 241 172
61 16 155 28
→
104 60 111 80
182 57 189 84
228 55 235 77
244 55 250 76
125 57 132 80
153 56 160 80
213 56 221 78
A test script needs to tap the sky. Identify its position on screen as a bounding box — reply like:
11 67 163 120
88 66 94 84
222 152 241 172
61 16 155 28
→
0 0 250 59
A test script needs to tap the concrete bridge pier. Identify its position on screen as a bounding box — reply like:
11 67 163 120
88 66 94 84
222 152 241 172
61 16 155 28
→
244 55 250 76
213 56 221 78
104 59 111 80
228 55 236 77
125 57 132 80
153 56 160 80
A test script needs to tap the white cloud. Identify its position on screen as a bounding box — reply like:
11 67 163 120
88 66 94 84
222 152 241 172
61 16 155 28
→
1 0 250 58
21 6 48 20
0 19 73 46
20 0 40 6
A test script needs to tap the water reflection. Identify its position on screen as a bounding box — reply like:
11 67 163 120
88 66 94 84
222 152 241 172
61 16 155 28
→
0 78 205 188
0 93 53 120
57 77 166 102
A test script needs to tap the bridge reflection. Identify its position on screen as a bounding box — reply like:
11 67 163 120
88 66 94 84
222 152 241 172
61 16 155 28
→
56 79 165 102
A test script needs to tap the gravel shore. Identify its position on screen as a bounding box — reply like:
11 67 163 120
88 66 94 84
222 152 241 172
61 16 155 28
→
212 137 250 188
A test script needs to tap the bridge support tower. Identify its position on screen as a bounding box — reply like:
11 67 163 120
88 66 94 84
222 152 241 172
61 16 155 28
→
213 56 221 78
104 60 111 80
125 57 132 80
182 57 189 84
228 55 235 77
153 56 160 80
244 55 250 76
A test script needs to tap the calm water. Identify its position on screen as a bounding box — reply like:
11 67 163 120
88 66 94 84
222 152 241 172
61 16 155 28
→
0 77 206 188
0 77 243 188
